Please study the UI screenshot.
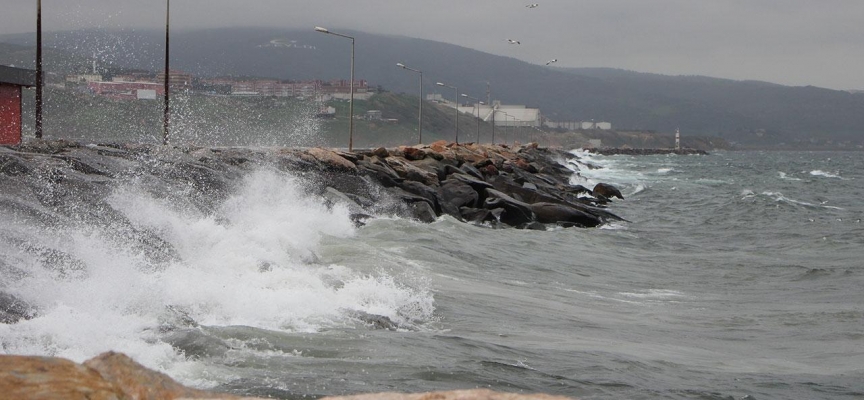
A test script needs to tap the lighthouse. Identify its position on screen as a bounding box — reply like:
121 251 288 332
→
675 128 681 151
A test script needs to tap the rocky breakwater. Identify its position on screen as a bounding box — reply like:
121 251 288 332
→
0 352 574 400
0 139 624 233
348 140 625 229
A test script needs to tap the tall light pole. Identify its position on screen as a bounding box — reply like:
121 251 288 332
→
35 0 43 139
436 82 458 144
461 94 483 143
315 26 355 151
396 62 422 144
163 0 170 145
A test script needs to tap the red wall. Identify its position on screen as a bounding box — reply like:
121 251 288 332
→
0 83 22 145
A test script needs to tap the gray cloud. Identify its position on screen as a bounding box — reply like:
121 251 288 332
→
2 0 863 89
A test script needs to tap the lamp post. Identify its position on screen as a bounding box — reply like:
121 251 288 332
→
315 26 355 151
461 94 483 143
35 0 42 139
396 62 422 144
436 82 458 144
163 0 170 145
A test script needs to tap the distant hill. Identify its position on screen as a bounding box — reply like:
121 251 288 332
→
2 28 863 149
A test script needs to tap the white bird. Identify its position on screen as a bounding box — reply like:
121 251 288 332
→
526 3 539 8
507 39 521 45
545 59 557 65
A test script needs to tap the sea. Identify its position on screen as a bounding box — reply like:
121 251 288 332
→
1 149 862 400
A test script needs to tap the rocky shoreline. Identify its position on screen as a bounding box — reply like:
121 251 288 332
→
2 140 611 398
1 140 625 231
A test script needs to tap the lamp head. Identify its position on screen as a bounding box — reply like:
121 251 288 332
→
396 63 405 68
436 82 445 86
314 26 329 33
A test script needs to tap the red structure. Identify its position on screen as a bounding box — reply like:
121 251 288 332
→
0 66 35 145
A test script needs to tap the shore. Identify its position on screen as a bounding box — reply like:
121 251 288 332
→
1 140 626 231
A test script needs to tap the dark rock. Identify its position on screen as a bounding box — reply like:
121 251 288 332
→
519 221 548 231
0 155 30 176
402 147 426 161
0 292 36 324
451 173 494 192
437 179 479 219
372 147 390 158
399 180 441 214
459 162 484 180
483 189 535 226
529 202 602 227
459 207 493 224
407 201 437 223
593 183 624 200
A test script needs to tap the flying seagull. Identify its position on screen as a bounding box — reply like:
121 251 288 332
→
545 59 558 65
507 39 521 45
526 3 539 8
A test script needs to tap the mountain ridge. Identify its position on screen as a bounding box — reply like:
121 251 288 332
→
2 27 863 148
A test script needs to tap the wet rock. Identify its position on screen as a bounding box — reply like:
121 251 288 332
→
483 189 535 226
0 292 35 324
529 202 602 227
398 180 441 213
593 183 623 200
437 179 480 218
83 351 240 399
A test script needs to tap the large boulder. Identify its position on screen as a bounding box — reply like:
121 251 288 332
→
529 202 602 227
437 179 480 219
593 183 623 200
483 189 535 227
0 355 128 400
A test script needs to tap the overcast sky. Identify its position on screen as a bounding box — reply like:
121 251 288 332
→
2 0 863 90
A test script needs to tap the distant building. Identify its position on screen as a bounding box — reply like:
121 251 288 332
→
579 121 612 130
365 110 383 120
0 65 35 145
546 120 612 131
88 81 164 101
155 70 193 90
65 74 103 86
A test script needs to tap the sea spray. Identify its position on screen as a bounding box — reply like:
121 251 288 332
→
0 167 434 382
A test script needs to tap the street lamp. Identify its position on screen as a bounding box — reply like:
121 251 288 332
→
396 62 422 144
461 94 483 143
315 26 355 151
436 81 458 144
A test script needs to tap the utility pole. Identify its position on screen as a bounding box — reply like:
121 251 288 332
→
162 0 170 145
35 0 43 139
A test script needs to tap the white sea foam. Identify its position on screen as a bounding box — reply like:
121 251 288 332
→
778 172 803 181
809 170 843 179
760 191 844 210
0 169 434 381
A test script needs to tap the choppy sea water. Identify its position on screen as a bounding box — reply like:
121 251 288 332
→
1 150 862 399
